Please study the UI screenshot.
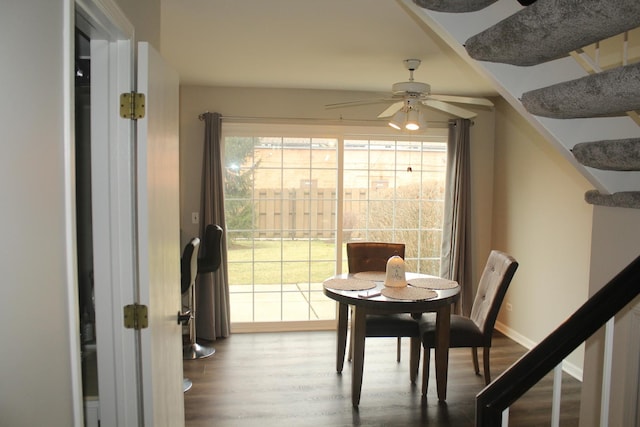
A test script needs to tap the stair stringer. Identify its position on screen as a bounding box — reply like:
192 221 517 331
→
400 0 640 195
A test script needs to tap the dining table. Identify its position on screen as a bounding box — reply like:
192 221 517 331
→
323 271 460 407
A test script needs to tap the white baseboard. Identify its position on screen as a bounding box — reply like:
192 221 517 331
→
495 321 583 382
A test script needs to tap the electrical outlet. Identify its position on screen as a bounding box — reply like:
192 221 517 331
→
191 212 199 224
506 302 513 312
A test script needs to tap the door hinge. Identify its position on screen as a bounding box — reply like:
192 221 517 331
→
119 92 146 120
123 304 149 330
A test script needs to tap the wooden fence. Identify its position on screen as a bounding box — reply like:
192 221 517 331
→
252 187 443 241
255 188 365 238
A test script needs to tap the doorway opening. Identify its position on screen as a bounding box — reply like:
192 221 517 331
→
74 27 99 425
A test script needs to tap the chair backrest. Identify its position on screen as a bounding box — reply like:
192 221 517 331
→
198 224 223 274
181 237 200 294
470 250 519 339
346 242 405 273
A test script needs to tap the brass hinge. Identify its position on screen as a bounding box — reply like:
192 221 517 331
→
123 304 149 330
119 92 146 120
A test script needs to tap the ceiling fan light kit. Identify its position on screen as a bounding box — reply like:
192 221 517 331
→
326 58 494 130
388 110 407 130
405 108 421 130
388 98 429 131
389 107 428 131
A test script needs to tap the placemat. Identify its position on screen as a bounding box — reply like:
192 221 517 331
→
408 277 458 290
323 278 376 291
353 271 386 281
381 287 437 301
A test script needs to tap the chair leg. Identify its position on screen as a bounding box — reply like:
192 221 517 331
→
182 282 215 360
483 347 491 385
471 347 480 375
422 347 430 396
336 302 348 373
397 337 402 362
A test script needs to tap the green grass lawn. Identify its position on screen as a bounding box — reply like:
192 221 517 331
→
227 239 344 285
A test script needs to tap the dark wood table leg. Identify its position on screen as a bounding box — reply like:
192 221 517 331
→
336 302 348 373
435 304 451 402
410 336 421 384
351 307 367 407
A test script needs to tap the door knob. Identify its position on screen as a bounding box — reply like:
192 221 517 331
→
177 310 191 325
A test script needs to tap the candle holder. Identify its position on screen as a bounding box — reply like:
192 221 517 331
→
384 255 407 288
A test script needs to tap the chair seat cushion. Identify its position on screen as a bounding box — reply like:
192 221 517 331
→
419 313 485 348
365 313 420 337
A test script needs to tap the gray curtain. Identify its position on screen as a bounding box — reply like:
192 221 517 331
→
439 118 473 316
196 112 231 340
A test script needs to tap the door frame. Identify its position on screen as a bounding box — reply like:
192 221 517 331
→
70 0 140 424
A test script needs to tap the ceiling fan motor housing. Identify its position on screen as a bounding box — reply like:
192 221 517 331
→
392 81 430 96
404 58 422 71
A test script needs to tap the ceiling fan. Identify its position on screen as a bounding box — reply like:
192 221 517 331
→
326 59 494 130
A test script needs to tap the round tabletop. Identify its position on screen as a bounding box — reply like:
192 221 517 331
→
323 272 460 312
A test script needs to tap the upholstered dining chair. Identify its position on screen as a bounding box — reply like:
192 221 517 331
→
345 242 421 379
197 224 223 274
419 250 518 395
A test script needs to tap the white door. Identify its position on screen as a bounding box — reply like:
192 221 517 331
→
79 1 184 424
135 41 184 426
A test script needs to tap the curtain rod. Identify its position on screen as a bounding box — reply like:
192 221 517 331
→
198 112 453 127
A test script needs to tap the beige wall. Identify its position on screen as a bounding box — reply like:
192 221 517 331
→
1 2 75 425
178 85 495 287
580 206 640 426
492 98 594 376
468 100 496 291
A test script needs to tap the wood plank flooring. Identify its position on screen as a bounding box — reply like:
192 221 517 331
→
183 330 581 427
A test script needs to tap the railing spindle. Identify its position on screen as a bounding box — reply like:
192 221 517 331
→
600 318 615 427
551 364 563 427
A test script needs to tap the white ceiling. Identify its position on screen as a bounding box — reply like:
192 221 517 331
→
160 0 498 97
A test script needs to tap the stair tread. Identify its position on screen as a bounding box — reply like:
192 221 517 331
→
585 190 640 209
412 0 497 13
521 63 640 118
465 0 640 66
573 139 640 171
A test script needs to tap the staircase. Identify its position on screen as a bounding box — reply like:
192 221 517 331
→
404 0 640 208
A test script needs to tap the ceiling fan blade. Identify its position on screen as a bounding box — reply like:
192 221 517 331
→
428 94 494 108
422 99 478 119
377 101 404 118
325 98 394 109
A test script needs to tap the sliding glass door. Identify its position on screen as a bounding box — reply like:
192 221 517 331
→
223 123 447 330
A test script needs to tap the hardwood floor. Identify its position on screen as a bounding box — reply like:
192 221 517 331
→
183 330 581 427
